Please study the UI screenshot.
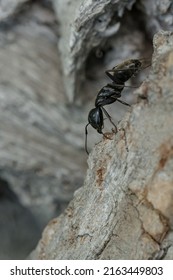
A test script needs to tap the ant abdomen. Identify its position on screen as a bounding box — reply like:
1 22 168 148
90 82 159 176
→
110 59 142 84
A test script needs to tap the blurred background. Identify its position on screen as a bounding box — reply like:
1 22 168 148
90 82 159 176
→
0 0 172 259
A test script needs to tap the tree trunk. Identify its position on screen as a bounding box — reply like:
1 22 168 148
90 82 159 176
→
0 0 173 259
30 31 173 260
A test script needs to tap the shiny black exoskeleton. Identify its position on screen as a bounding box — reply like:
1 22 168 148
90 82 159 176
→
85 59 144 154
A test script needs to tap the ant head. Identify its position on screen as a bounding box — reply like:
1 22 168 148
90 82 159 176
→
88 107 103 133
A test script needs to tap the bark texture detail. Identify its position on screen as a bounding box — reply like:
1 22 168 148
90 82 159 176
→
30 31 173 260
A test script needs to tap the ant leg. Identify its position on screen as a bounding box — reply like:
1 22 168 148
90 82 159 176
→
105 70 121 84
117 99 131 107
123 84 140 89
102 107 117 133
85 123 90 154
85 122 109 153
106 77 140 89
102 132 111 139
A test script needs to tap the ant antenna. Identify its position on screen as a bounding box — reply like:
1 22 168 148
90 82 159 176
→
85 123 89 155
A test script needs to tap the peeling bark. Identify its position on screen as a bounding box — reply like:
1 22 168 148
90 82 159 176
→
52 0 138 101
52 0 173 101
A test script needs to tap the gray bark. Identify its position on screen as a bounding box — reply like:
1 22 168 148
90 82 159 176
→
0 0 28 20
30 31 173 259
53 0 173 101
0 0 173 259
0 1 87 259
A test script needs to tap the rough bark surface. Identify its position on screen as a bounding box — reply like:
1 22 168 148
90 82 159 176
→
52 0 136 101
0 0 173 259
30 31 173 259
53 0 173 101
0 1 87 259
0 0 28 20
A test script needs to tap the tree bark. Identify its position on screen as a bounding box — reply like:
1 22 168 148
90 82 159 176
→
30 31 173 260
0 1 87 259
52 0 173 102
0 0 173 259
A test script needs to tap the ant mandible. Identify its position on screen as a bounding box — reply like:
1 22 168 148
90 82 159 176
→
85 58 146 154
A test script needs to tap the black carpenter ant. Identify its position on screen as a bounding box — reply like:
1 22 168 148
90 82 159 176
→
85 58 150 154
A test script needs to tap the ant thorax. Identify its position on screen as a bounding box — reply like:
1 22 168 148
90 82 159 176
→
95 84 123 107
